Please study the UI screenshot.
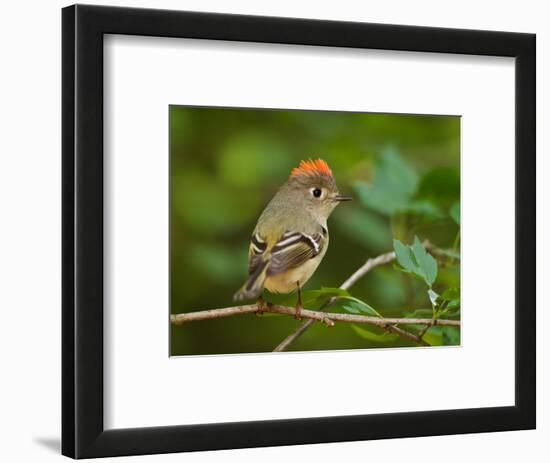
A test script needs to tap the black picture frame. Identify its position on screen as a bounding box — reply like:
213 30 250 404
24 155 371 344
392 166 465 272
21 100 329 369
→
62 4 536 459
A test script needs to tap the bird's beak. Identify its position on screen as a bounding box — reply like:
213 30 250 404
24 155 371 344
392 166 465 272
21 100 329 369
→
334 194 353 202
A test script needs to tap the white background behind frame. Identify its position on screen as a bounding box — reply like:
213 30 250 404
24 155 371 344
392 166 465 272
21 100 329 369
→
104 35 515 429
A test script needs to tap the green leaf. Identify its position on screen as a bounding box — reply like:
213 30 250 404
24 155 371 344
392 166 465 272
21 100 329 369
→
404 308 434 318
447 300 460 309
343 304 362 314
377 147 418 198
422 330 443 346
449 201 460 225
393 237 438 287
301 288 381 317
444 306 461 318
343 301 380 317
441 249 460 260
320 287 350 297
355 147 418 215
411 236 438 286
350 325 399 343
393 239 417 273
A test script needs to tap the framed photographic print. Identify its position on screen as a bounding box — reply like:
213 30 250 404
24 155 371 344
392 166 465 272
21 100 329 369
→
168 106 461 355
62 4 536 459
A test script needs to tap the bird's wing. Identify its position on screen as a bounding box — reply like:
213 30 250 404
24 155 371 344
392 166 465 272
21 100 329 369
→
247 233 268 277
267 230 325 276
233 234 270 302
235 229 325 301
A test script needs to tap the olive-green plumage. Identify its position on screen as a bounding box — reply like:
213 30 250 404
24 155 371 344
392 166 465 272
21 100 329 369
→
234 159 351 303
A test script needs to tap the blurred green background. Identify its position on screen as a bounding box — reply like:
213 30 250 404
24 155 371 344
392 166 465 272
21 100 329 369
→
170 106 460 355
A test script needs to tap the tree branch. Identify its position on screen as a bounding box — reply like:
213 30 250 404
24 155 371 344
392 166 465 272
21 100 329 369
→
272 241 456 352
171 304 459 330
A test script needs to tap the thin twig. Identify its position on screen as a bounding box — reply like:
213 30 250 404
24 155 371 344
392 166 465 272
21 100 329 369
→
383 324 430 347
417 319 436 341
424 240 460 261
340 251 397 291
273 241 457 352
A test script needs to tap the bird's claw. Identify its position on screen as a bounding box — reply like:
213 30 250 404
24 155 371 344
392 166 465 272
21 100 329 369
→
294 304 303 320
256 297 270 316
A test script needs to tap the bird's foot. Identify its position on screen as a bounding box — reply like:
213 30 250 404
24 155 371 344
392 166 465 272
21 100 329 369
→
256 296 266 316
294 303 303 320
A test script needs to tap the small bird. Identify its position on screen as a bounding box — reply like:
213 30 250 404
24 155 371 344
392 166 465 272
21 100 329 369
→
233 159 352 318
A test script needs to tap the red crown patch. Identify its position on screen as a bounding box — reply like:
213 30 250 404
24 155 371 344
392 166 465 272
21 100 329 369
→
290 159 333 179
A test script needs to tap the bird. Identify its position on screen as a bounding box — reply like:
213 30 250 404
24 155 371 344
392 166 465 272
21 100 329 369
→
233 158 352 319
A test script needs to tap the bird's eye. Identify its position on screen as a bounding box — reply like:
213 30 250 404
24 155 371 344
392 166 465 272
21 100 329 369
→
312 188 322 198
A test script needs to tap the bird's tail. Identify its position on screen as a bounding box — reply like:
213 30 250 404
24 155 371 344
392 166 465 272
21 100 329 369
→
233 259 270 302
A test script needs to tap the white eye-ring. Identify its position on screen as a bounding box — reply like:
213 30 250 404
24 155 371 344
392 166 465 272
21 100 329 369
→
311 187 323 199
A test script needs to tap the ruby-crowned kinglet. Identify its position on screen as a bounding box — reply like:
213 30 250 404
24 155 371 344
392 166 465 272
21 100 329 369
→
233 159 352 318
